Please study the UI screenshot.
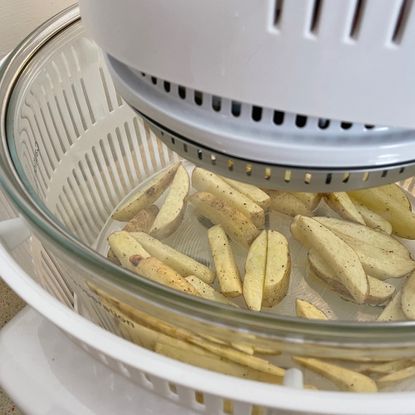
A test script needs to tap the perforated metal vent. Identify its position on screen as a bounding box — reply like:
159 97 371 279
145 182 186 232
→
107 55 415 192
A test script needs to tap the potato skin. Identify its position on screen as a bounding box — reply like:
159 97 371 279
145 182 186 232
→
189 192 260 248
192 168 265 228
112 163 179 221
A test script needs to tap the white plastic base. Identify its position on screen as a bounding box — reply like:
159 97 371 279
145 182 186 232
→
0 307 196 415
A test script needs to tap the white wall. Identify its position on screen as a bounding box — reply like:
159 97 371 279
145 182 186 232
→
0 0 75 57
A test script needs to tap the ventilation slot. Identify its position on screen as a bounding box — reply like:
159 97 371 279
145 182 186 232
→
163 81 171 93
151 76 157 85
349 0 366 39
340 122 352 130
365 124 374 130
194 90 203 106
392 0 413 44
325 173 332 184
251 106 263 122
295 115 307 128
178 85 186 99
212 96 222 112
318 118 330 129
273 110 285 125
309 0 323 34
231 101 241 117
273 0 284 28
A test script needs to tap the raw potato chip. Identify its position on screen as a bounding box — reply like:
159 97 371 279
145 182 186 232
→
131 232 214 284
291 216 368 303
189 192 260 248
262 231 291 307
308 250 395 305
150 164 189 238
268 190 311 217
221 176 271 209
295 299 328 320
112 163 179 221
293 357 377 392
401 270 415 320
192 168 265 228
108 231 198 296
208 225 242 297
243 231 267 311
325 192 365 224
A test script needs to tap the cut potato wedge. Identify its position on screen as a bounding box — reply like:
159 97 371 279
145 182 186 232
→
192 168 265 228
185 276 237 306
190 336 285 378
328 233 415 280
401 270 415 320
108 231 199 296
155 342 281 384
107 248 121 265
362 360 415 376
118 311 185 351
131 232 214 284
295 299 328 320
91 284 284 378
268 190 311 217
107 206 160 264
308 250 395 305
150 164 189 238
377 291 406 321
325 192 365 224
112 163 179 221
262 230 291 307
208 225 242 297
123 205 159 232
291 216 368 303
221 176 271 209
291 192 322 211
377 365 415 387
293 357 378 392
243 231 267 311
351 201 392 234
189 192 260 248
313 217 411 259
378 184 411 211
349 187 415 239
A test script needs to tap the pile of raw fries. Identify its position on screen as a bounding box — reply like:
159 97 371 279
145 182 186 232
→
93 162 415 392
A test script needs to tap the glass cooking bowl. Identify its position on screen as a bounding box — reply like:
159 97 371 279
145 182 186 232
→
1 6 415 392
